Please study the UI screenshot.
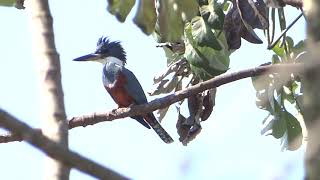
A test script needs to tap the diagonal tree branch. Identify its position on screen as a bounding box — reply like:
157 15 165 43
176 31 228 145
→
0 109 128 180
0 63 302 143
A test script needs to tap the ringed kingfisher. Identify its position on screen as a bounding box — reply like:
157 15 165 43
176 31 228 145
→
73 37 174 144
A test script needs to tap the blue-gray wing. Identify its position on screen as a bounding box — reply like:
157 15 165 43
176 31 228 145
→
121 67 148 105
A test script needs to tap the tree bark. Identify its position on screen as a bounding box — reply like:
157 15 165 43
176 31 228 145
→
0 109 128 180
303 0 320 179
28 0 70 179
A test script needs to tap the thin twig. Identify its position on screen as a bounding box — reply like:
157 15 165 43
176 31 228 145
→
268 12 303 49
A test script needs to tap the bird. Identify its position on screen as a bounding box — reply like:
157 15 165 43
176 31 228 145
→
73 37 174 144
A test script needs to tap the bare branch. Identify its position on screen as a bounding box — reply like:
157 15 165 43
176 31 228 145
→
0 63 302 143
28 0 69 178
0 109 128 180
304 0 320 178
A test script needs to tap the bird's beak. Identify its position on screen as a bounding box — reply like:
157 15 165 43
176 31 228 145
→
73 53 102 62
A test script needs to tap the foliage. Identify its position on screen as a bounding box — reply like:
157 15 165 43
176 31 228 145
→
252 37 305 150
0 0 15 6
106 0 306 147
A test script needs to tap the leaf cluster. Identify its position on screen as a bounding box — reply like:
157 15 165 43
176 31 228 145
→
106 0 305 146
252 36 305 150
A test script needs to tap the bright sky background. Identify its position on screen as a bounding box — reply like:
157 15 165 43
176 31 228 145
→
0 1 306 180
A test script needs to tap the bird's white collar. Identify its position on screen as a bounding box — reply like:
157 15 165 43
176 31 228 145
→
97 56 124 66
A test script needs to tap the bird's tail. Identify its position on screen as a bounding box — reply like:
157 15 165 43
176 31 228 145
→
144 113 174 144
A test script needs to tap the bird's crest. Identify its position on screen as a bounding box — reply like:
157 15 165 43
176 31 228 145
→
95 37 126 63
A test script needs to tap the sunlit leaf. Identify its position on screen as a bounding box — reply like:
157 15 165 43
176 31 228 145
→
133 0 157 34
292 40 306 62
286 36 294 51
191 16 222 50
107 0 136 22
177 0 198 22
184 22 230 80
272 54 281 64
292 40 306 54
0 0 15 6
157 0 184 42
282 85 295 104
252 75 270 91
200 0 225 30
272 39 287 57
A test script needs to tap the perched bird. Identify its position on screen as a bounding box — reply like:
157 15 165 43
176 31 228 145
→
73 37 174 143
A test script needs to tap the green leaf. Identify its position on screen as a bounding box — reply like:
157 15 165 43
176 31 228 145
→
184 23 230 80
107 0 136 22
272 106 286 139
191 16 222 50
0 0 15 6
268 84 276 113
272 54 281 64
292 40 306 62
200 0 225 30
177 0 198 22
197 46 229 71
133 0 157 35
291 81 299 93
255 90 272 112
286 36 294 51
272 40 285 57
278 8 286 31
162 46 184 64
285 112 302 150
282 85 295 104
295 95 304 113
223 1 232 11
252 75 270 91
292 40 306 54
157 0 184 42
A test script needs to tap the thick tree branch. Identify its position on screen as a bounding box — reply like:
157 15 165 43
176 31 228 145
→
0 63 302 143
304 0 320 179
0 109 128 180
28 0 69 179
